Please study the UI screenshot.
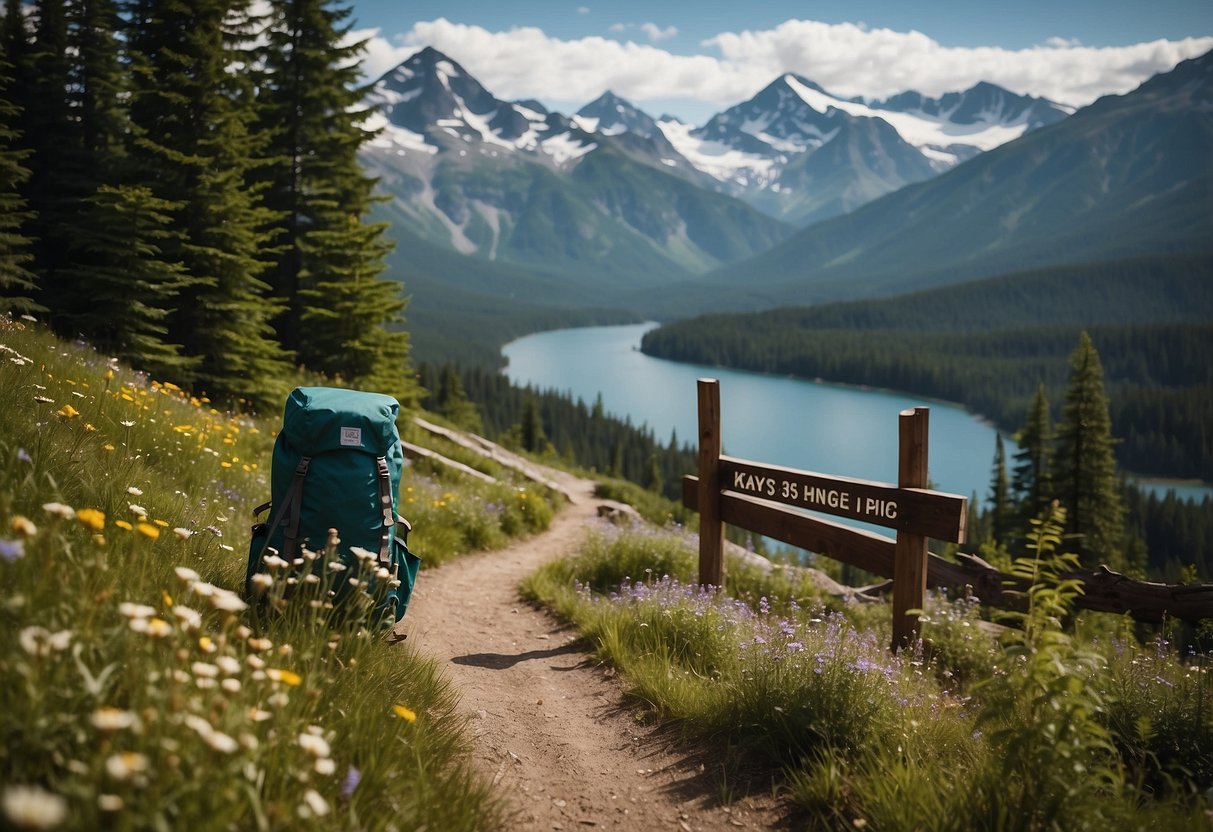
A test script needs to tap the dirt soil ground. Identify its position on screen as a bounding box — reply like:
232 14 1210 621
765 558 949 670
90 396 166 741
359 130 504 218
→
394 463 784 831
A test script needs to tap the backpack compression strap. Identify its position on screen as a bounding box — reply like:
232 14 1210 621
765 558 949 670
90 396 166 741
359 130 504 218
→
255 456 311 564
375 455 393 567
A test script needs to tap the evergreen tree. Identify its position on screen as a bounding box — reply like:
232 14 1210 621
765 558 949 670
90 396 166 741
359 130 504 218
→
988 432 1010 543
59 185 193 375
1012 383 1054 522
256 0 415 405
1054 332 1127 569
21 0 76 313
435 364 481 432
125 0 290 407
0 51 38 313
520 394 545 453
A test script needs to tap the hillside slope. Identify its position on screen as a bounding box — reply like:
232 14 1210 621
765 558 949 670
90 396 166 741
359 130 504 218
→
657 50 1213 313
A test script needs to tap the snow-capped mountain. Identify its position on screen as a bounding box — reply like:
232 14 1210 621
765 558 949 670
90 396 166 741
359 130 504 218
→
358 46 1075 279
360 48 793 285
655 74 1072 224
364 46 600 167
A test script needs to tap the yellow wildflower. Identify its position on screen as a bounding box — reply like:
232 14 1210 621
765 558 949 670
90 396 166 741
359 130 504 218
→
76 508 106 532
136 522 160 540
115 520 133 531
392 705 417 723
56 404 80 418
267 668 302 686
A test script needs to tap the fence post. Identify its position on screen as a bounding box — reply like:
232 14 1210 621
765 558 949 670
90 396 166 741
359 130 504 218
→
892 406 930 652
697 378 724 588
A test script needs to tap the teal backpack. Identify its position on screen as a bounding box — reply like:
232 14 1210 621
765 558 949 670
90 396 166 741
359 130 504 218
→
245 387 420 624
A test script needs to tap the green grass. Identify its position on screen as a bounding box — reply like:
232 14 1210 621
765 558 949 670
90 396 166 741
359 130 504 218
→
0 316 560 830
523 522 1213 830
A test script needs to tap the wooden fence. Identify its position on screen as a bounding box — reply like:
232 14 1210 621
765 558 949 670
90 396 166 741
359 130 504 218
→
684 379 1213 651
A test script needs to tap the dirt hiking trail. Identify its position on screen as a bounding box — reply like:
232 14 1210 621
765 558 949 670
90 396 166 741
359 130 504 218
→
393 447 782 831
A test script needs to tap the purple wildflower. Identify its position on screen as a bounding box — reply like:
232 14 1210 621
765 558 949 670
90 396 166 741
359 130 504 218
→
17 448 31 463
342 766 361 799
0 538 24 562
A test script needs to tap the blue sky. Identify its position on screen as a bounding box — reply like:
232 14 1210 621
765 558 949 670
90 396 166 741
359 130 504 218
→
345 1 1213 123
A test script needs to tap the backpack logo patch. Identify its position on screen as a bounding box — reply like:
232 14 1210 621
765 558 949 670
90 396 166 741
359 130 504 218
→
340 427 362 447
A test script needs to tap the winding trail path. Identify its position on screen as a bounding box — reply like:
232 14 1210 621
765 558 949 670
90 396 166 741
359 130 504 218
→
394 462 781 831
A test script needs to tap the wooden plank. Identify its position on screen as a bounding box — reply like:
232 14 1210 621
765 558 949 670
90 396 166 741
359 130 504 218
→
893 407 931 651
697 379 725 588
683 476 1213 623
401 441 498 484
719 456 966 542
684 475 897 577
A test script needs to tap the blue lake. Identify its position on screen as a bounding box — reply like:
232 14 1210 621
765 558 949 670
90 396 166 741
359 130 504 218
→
502 323 1212 509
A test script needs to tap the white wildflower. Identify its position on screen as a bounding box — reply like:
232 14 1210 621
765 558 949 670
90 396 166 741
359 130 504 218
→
105 752 149 781
172 605 202 629
302 789 329 818
3 785 69 830
19 626 72 656
118 602 156 620
297 733 331 758
90 708 137 732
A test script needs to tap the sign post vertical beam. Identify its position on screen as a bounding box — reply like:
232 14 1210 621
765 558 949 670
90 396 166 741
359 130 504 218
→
892 406 930 652
697 378 724 589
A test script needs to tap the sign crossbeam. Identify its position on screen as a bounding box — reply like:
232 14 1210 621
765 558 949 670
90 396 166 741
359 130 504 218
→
720 456 966 542
691 378 967 652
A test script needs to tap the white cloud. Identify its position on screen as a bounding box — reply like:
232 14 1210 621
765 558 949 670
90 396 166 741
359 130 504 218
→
640 23 678 42
608 22 679 42
578 6 591 14
355 17 1213 119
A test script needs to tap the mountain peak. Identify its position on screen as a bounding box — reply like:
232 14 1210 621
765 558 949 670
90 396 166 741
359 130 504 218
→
576 91 658 137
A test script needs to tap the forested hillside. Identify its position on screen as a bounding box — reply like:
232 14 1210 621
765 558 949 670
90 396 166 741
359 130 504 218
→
642 260 1213 482
0 0 416 410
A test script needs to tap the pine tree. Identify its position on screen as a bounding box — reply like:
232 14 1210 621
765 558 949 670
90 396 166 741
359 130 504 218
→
53 0 187 362
60 185 194 375
520 394 545 453
125 0 290 407
435 364 481 432
20 0 77 314
256 0 415 406
0 49 38 313
1012 383 1054 523
1053 332 1127 569
988 432 1010 543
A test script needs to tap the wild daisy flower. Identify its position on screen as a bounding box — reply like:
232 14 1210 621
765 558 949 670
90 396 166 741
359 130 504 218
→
2 784 68 830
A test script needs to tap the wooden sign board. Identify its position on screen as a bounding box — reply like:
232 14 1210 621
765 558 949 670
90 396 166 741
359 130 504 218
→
720 456 967 543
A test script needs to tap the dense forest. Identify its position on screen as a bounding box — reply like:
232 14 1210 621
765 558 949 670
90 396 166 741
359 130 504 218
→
420 359 1213 582
418 363 698 501
0 0 417 410
641 261 1213 482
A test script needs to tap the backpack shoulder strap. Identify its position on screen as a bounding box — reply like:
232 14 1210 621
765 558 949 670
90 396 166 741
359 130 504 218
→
256 456 311 564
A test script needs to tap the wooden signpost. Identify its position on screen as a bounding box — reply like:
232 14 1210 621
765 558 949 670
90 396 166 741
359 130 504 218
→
688 378 968 651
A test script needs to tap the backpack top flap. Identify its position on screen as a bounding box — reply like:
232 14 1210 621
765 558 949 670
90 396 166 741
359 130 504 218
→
282 387 400 456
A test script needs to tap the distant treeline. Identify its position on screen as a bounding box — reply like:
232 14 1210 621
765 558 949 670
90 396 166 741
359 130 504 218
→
417 364 697 503
641 260 1213 482
419 362 1213 582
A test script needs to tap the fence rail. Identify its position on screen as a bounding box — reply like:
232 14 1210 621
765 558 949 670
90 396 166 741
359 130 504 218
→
682 477 1213 623
685 378 1213 650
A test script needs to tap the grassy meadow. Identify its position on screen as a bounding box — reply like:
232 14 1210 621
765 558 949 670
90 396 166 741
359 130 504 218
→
522 523 1213 830
0 316 558 831
4 312 1212 831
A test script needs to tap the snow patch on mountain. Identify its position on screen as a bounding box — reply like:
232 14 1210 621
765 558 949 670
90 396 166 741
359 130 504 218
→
365 112 437 156
657 119 777 186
